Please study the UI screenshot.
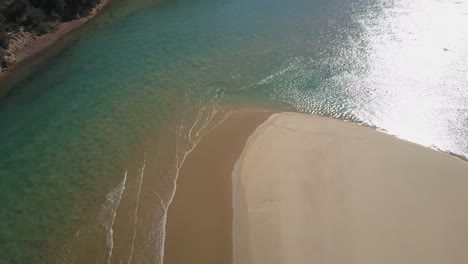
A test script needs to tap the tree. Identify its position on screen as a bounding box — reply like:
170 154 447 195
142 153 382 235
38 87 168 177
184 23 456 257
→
0 50 7 69
25 7 50 34
29 0 66 17
0 28 8 49
0 15 8 49
0 0 102 52
5 0 30 23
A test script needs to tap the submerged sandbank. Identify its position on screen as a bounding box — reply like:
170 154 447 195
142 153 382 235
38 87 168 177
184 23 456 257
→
233 112 468 264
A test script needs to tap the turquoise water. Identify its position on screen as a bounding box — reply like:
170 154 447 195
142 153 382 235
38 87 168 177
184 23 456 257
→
1 0 468 263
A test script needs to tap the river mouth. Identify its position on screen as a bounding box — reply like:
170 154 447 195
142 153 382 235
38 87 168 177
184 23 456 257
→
1 0 468 263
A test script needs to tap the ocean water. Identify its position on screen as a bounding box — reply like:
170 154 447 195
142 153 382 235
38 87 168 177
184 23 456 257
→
1 0 468 263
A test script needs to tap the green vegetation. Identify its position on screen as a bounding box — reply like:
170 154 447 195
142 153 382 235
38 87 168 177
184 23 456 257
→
0 0 101 69
0 8 8 49
0 25 8 49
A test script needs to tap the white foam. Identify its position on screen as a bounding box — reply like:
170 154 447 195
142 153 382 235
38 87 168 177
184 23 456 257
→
107 171 127 264
158 107 231 263
128 154 146 264
56 170 129 264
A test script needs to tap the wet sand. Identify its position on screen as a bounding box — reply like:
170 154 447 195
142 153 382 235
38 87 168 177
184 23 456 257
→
163 110 273 264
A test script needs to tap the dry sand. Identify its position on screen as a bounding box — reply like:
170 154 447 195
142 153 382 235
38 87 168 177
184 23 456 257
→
163 110 468 264
233 112 468 264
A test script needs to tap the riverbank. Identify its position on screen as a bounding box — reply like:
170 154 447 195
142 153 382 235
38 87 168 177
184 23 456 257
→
0 0 110 78
165 111 468 264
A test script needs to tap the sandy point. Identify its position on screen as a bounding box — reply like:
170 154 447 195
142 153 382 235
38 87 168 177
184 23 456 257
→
165 111 468 264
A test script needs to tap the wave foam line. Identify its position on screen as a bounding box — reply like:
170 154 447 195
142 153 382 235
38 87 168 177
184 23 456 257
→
107 171 128 264
128 155 147 264
197 108 218 137
205 110 232 136
188 111 201 142
159 108 231 263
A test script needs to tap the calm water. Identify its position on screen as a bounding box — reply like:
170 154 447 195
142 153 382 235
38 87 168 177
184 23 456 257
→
1 0 468 263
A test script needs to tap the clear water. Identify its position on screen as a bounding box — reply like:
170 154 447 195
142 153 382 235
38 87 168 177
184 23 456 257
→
1 0 467 263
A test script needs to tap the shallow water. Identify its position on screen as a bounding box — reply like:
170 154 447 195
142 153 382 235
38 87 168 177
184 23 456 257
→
0 0 467 263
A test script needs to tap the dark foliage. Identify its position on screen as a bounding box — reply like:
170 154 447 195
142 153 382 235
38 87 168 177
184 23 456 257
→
0 14 8 49
0 0 101 35
0 0 101 65
4 0 30 23
0 49 5 67
0 29 7 49
25 7 51 34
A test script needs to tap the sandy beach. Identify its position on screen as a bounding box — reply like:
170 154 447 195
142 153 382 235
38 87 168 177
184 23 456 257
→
163 110 273 264
233 112 468 264
166 111 468 264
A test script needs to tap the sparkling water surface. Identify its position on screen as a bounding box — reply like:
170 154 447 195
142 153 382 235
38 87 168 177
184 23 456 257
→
1 0 467 263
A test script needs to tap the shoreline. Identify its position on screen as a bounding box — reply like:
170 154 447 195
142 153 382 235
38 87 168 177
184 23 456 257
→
164 111 468 264
0 0 111 79
163 110 273 264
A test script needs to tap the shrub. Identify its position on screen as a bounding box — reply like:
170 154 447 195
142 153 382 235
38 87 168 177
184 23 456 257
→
0 0 103 39
0 29 8 49
25 7 45 26
0 16 8 49
24 7 51 34
62 0 100 19
30 0 66 17
5 0 30 23
0 50 7 69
